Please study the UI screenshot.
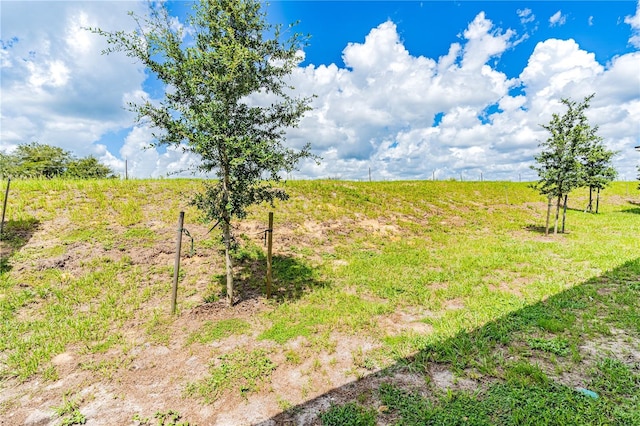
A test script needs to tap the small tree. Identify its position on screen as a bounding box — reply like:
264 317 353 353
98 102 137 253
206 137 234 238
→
65 156 115 179
14 142 71 178
0 143 115 179
0 152 17 179
531 95 595 234
93 0 314 305
582 141 617 213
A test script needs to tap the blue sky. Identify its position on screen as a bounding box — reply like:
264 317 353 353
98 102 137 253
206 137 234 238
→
272 1 636 72
1 1 639 180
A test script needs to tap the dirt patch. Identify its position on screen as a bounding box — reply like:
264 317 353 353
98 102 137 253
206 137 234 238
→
579 330 640 366
358 218 399 236
429 365 479 392
378 309 434 336
487 278 528 298
444 298 465 310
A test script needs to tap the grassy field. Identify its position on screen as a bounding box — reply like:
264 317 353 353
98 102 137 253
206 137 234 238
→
0 178 639 425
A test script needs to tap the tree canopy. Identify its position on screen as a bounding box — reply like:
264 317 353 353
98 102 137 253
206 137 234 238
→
531 94 616 232
93 0 315 305
0 142 115 179
581 141 617 213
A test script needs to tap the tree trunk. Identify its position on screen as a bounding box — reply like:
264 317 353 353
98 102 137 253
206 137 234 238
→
221 158 234 306
223 219 234 306
586 186 593 213
596 187 600 214
545 196 552 236
561 194 568 233
553 195 562 234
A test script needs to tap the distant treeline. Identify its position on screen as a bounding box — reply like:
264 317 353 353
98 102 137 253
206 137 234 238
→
0 142 116 179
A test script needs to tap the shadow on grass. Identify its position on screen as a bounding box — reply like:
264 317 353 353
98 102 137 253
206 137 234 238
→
263 258 640 425
213 250 328 305
524 224 548 234
0 218 40 273
622 207 640 215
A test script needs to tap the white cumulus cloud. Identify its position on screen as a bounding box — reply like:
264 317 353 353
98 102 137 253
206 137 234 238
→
283 14 639 181
517 8 535 24
549 11 567 27
1 3 638 181
0 1 147 174
625 1 640 47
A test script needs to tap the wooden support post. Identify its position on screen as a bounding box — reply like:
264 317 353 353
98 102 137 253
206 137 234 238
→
171 211 184 314
545 196 552 236
1 178 10 240
561 194 568 233
266 212 273 299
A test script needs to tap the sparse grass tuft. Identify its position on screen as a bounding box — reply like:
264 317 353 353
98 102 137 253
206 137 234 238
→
186 318 250 345
319 402 376 426
133 410 193 426
52 395 86 425
185 349 276 402
527 336 570 356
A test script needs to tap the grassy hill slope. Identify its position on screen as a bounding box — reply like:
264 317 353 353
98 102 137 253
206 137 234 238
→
1 179 639 425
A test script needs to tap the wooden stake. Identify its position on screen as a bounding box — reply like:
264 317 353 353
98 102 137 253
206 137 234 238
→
554 195 561 235
266 212 273 299
545 196 552 236
1 178 10 239
561 194 568 233
171 211 184 314
223 221 233 306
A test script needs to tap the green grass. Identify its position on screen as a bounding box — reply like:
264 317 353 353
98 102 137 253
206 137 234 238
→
318 257 640 424
1 178 639 422
133 410 192 426
319 402 376 426
377 379 625 425
52 394 87 426
259 287 390 343
0 256 141 379
0 179 205 380
185 349 276 402
186 318 250 344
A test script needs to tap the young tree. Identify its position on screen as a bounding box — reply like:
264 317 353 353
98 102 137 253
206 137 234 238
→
14 142 71 178
582 141 617 213
0 153 17 179
0 143 115 179
531 95 595 234
92 0 314 305
65 156 116 179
